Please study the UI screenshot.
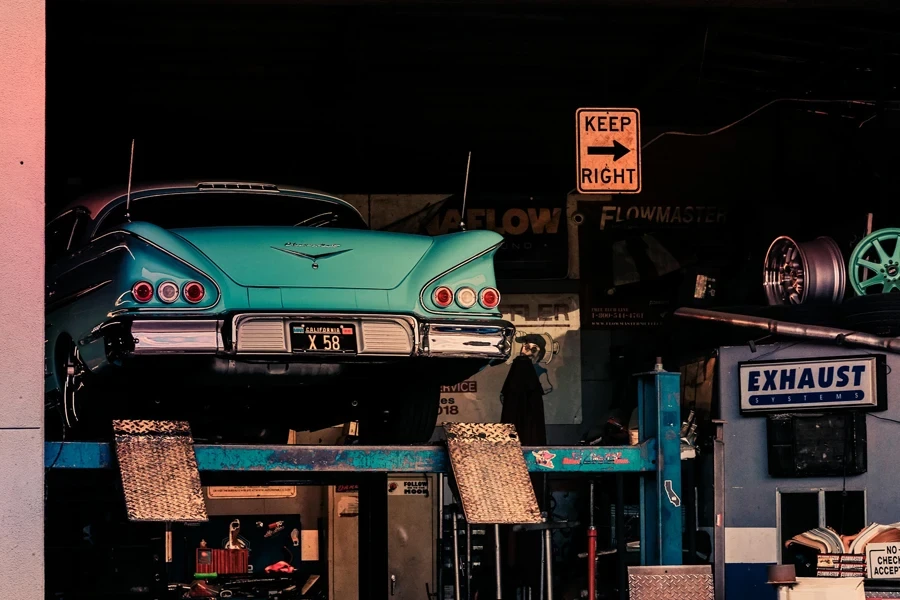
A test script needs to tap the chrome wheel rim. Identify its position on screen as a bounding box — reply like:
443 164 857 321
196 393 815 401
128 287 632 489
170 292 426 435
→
763 235 846 305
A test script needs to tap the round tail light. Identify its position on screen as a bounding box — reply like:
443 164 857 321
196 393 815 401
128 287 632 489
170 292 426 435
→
157 281 179 303
456 286 477 308
479 287 501 309
183 281 205 304
432 286 454 308
132 281 154 303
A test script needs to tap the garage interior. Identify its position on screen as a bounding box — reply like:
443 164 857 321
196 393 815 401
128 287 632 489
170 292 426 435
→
4 2 900 600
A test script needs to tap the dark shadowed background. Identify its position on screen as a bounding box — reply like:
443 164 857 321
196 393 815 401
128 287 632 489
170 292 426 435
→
45 2 900 432
47 2 900 216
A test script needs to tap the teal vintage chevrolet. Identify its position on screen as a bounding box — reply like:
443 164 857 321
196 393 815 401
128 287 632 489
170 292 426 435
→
45 182 513 443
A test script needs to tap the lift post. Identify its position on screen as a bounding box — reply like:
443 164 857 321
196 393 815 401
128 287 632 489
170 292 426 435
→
637 366 683 566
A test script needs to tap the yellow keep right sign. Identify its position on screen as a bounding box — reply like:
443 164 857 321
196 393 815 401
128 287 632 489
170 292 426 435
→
576 108 641 194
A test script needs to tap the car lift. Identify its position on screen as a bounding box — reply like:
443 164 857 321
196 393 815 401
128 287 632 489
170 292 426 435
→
44 368 683 599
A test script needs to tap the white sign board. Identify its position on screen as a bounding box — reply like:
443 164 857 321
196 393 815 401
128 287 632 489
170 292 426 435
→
868 543 900 579
435 293 582 425
387 478 430 496
738 355 884 414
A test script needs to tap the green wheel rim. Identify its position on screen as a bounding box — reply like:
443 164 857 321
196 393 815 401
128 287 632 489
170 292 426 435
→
848 227 900 296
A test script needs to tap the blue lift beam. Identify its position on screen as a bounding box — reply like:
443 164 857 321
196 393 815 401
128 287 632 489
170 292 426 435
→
44 370 683 567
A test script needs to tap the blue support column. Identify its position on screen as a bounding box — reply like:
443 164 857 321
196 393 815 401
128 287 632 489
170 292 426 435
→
637 366 683 566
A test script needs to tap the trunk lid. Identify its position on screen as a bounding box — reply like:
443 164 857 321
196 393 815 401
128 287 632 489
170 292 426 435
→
172 226 433 289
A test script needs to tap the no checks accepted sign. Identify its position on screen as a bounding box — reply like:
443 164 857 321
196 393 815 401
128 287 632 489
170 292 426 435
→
868 543 900 578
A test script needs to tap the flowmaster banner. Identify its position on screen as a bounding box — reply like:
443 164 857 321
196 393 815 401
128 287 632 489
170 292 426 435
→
738 355 887 414
343 194 569 279
436 293 582 425
574 198 733 329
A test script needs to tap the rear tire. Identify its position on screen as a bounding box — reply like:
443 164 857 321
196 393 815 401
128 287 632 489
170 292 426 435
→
59 383 291 444
360 380 440 444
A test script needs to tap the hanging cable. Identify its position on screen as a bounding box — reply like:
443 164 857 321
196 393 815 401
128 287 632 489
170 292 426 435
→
868 413 900 425
641 98 886 151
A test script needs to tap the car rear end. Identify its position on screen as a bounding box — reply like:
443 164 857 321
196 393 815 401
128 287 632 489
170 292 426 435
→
89 187 513 384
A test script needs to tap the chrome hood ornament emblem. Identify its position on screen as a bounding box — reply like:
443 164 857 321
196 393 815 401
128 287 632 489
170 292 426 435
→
271 245 352 269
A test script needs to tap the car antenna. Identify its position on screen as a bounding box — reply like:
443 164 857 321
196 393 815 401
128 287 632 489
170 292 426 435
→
459 151 471 231
125 138 135 221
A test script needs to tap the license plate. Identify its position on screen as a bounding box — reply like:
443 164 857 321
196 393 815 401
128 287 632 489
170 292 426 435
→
290 323 357 354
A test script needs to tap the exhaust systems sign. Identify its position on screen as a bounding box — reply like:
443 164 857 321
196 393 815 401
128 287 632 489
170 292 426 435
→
738 355 887 415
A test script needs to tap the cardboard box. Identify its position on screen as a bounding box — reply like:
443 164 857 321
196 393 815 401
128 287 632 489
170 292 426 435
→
789 577 864 599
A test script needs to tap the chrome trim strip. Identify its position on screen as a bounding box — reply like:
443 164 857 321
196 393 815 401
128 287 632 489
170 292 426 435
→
54 243 132 280
418 241 505 318
197 181 279 190
131 320 221 354
46 280 113 313
91 230 223 313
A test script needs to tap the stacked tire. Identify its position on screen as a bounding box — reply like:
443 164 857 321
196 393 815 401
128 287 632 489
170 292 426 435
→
840 294 900 337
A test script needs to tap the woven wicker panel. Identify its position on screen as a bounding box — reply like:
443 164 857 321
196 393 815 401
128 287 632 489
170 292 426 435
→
628 566 714 600
443 423 542 525
113 420 208 522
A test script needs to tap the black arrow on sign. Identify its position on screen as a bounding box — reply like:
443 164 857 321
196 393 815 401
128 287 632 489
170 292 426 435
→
587 140 630 161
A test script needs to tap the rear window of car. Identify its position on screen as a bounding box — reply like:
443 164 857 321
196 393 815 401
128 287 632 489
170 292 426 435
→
94 191 368 236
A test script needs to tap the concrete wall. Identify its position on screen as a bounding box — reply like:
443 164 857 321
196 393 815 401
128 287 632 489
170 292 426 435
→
718 342 900 600
0 2 45 599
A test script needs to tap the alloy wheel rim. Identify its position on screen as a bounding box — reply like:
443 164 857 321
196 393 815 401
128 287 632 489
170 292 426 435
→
849 228 900 296
763 235 845 305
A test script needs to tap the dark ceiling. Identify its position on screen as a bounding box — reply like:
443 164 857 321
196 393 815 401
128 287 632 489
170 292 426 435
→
47 1 900 212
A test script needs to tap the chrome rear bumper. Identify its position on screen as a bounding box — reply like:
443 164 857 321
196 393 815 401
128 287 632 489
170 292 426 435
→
421 323 513 359
128 314 513 361
131 321 222 354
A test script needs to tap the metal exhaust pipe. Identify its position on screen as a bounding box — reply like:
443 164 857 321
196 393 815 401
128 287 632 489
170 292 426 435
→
672 307 900 354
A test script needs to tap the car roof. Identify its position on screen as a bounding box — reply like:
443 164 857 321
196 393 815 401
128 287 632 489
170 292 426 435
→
51 181 360 223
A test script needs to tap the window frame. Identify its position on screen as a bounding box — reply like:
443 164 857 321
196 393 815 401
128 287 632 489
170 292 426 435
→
775 487 868 565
